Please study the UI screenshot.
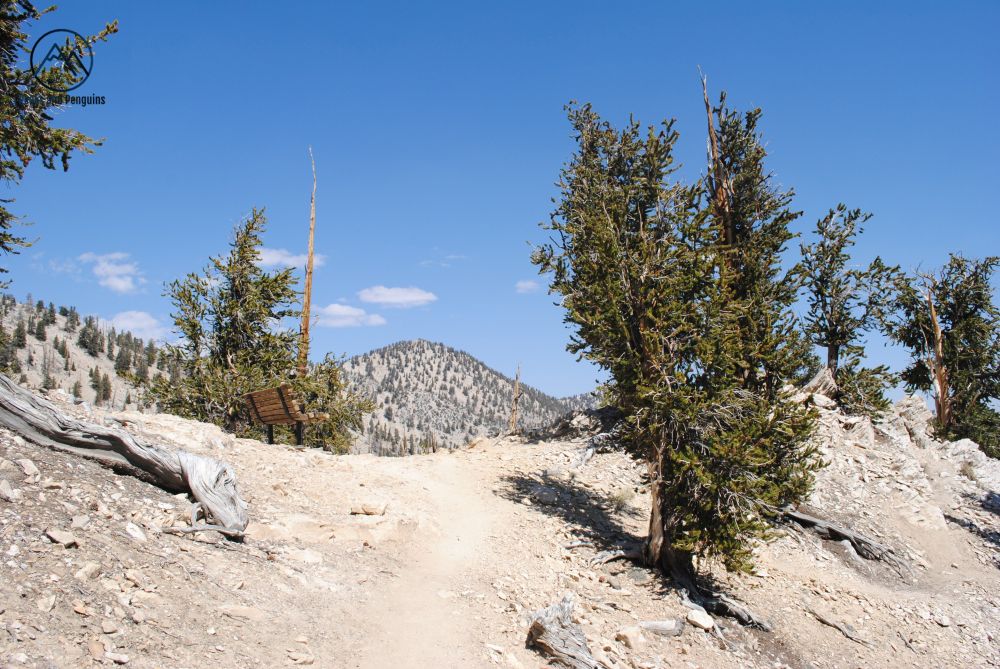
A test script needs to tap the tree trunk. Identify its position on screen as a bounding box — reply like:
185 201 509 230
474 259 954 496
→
297 147 318 378
827 344 840 375
925 288 951 429
0 373 249 533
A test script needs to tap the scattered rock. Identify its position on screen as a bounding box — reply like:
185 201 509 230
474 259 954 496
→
218 604 268 622
75 561 101 580
71 514 91 530
685 609 714 631
124 522 147 542
350 501 388 516
36 594 56 612
101 620 118 634
87 640 105 660
640 619 684 637
615 625 646 650
936 615 952 627
288 651 314 665
0 478 19 502
45 528 78 547
16 458 39 481
105 651 130 664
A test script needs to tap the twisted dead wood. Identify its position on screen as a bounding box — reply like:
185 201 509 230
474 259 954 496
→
0 373 248 533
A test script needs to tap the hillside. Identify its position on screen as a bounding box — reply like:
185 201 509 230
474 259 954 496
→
0 299 588 454
0 379 998 667
342 339 573 453
0 296 160 409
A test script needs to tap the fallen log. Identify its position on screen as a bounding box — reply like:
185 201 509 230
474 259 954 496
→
0 373 248 534
527 594 607 669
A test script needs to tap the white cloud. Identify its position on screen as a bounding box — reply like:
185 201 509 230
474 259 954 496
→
78 252 145 294
109 311 168 341
258 247 327 269
358 285 437 308
315 304 386 328
515 279 539 294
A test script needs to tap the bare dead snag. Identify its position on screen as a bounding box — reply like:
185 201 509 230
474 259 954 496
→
507 364 522 436
527 594 607 669
297 146 318 378
0 373 249 533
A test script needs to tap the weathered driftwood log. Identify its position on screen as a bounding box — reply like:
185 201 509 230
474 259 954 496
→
0 373 249 533
527 594 607 669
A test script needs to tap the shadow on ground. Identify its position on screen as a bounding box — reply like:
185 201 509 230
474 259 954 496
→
495 471 644 549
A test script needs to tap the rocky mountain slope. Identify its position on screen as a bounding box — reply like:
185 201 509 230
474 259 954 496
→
342 339 576 453
0 380 998 668
1 299 590 455
0 297 156 409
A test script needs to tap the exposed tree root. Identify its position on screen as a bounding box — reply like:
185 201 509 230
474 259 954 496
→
809 608 874 647
783 507 905 571
589 543 772 630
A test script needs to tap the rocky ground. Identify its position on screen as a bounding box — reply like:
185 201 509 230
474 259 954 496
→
1 388 998 668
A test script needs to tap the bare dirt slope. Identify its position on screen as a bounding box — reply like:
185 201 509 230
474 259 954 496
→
1 390 999 668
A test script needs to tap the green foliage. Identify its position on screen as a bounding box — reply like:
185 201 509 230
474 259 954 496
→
149 209 373 449
533 100 818 574
884 255 1000 457
800 204 899 416
0 2 117 286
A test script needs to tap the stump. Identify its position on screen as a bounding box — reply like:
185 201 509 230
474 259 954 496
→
527 594 607 669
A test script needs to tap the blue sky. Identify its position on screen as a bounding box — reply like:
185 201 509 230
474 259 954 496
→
4 1 998 397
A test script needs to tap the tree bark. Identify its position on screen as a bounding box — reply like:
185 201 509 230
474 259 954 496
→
925 288 951 429
827 344 840 376
0 373 249 533
527 594 607 669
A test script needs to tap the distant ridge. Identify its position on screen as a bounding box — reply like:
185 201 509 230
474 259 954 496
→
342 339 580 453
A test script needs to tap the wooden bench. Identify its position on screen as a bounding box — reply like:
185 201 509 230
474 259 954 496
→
243 383 329 446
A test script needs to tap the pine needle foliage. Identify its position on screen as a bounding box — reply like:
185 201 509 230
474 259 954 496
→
150 209 373 451
800 204 899 416
884 255 1000 457
533 99 819 577
0 2 117 286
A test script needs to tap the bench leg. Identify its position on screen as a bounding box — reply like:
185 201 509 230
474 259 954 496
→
295 422 303 446
267 424 274 444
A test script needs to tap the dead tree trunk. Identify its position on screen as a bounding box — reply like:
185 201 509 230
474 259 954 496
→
0 373 249 533
298 147 318 379
527 594 607 669
507 364 522 436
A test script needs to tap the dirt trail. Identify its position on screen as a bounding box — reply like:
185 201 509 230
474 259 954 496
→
346 454 501 668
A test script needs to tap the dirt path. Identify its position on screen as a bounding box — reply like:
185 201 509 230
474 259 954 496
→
346 453 504 668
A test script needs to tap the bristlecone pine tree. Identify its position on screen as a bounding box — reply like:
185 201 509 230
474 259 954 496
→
800 204 899 416
533 92 819 623
150 209 373 452
884 254 1000 458
0 2 117 286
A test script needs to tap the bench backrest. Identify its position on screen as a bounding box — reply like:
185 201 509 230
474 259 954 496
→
244 383 307 425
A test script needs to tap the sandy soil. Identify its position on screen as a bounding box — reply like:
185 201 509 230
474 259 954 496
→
1 393 999 668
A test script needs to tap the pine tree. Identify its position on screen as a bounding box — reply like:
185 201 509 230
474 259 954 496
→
884 254 1000 457
800 204 899 416
0 4 117 287
533 95 818 602
12 318 25 348
150 208 373 447
71 379 82 398
33 317 45 341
